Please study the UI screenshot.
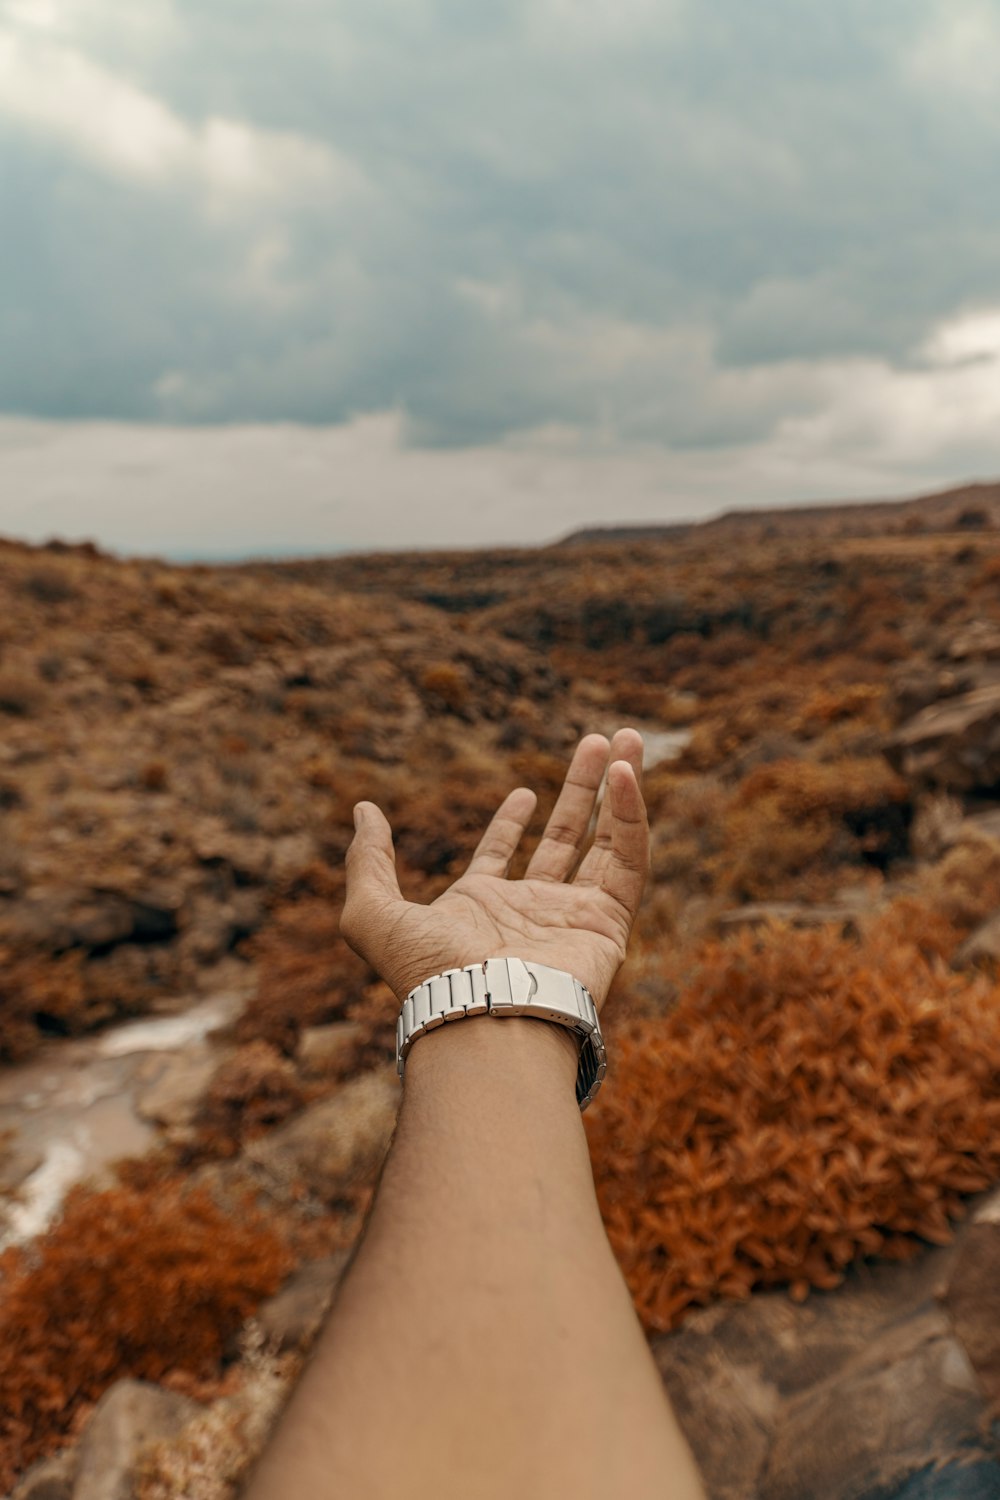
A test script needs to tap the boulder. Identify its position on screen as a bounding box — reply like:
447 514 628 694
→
884 685 1000 793
942 1194 1000 1409
0 885 180 955
243 1068 398 1203
134 1049 222 1128
960 808 1000 843
948 621 1000 661
250 1252 351 1353
72 1380 199 1500
757 1313 986 1500
177 890 263 966
861 1459 1000 1499
7 1449 76 1500
952 913 1000 970
653 1234 974 1500
297 1022 363 1077
888 667 969 727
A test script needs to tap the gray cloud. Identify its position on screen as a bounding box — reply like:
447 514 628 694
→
0 0 999 473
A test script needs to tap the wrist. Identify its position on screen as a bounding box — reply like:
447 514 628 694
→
396 958 606 1111
402 1011 581 1097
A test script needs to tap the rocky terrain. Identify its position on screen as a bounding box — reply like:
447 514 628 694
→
4 485 1000 1496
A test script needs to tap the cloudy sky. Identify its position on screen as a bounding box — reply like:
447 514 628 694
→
1 0 999 557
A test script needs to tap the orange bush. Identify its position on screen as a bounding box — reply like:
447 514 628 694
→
195 1042 306 1156
418 662 469 713
0 1181 292 1487
716 756 912 897
238 902 373 1053
586 915 1000 1332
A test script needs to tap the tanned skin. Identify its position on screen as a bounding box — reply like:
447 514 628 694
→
243 729 707 1500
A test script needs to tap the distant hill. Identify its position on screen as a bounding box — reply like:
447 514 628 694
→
558 479 1000 546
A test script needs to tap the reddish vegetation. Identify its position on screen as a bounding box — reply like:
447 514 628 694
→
588 910 1000 1331
0 1181 292 1487
5 507 1000 1479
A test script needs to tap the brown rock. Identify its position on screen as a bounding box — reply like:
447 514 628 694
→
73 1380 200 1500
943 1217 1000 1409
191 828 312 886
960 808 1000 843
716 901 864 936
0 885 179 955
654 1332 773 1500
8 1449 76 1500
948 621 1000 661
244 1068 398 1202
757 1313 985 1500
884 684 1000 792
177 890 264 966
134 1049 222 1128
952 912 1000 970
652 1238 973 1500
251 1252 351 1353
297 1022 363 1077
888 666 968 726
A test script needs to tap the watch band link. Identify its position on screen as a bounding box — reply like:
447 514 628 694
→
396 957 607 1110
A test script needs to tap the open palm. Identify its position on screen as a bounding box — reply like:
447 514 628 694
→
340 730 648 1010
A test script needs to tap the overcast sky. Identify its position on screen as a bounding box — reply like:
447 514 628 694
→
2 0 999 557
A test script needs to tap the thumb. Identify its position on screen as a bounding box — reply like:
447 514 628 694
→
341 802 404 951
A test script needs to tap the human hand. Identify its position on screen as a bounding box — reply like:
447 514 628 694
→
340 729 648 1010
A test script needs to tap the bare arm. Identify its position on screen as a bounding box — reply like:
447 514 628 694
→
244 731 706 1500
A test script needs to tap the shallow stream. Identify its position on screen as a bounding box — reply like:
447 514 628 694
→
0 991 242 1250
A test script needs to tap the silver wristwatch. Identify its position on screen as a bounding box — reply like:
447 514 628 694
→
396 957 607 1110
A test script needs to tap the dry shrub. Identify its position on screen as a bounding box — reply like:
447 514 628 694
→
0 950 87 1063
136 1331 300 1500
193 616 252 667
718 756 911 898
418 662 469 714
587 915 1000 1333
795 683 885 732
238 903 373 1053
195 1042 305 1156
140 760 170 792
910 833 1000 934
19 567 80 606
0 660 45 717
0 1182 293 1487
0 943 177 1064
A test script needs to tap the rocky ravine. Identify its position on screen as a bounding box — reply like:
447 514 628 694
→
6 531 1000 1495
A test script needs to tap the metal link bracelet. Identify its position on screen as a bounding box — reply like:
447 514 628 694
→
396 957 607 1110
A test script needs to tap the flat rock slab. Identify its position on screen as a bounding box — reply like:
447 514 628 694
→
653 1228 980 1500
758 1318 985 1500
7 1449 76 1500
943 1219 1000 1408
73 1380 200 1500
884 684 1000 792
716 902 867 935
878 1460 1000 1499
134 1048 222 1129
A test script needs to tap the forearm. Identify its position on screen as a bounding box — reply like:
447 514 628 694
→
244 1016 705 1500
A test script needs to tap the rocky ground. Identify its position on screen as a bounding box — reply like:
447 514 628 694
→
4 498 1000 1495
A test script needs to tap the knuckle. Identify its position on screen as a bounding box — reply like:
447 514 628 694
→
545 822 581 847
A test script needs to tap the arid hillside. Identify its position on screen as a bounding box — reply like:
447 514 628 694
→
4 497 1000 1496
